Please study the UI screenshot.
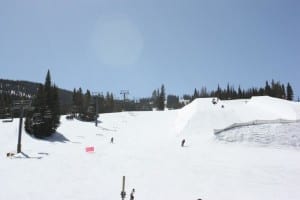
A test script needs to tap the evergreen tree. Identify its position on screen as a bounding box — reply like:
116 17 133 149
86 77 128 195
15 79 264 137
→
281 84 286 99
265 81 271 96
192 88 199 100
83 90 91 113
25 70 61 138
110 93 115 112
226 83 230 99
238 85 242 98
35 84 46 109
286 82 294 101
77 88 83 113
216 84 221 98
51 85 60 130
152 89 160 109
258 88 264 96
44 70 52 106
158 84 165 110
71 88 78 115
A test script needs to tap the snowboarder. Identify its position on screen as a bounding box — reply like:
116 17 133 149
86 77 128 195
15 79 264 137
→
130 188 135 200
181 139 186 147
110 137 114 144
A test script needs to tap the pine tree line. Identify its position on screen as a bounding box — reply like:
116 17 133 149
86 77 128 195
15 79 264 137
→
0 77 297 118
190 80 294 101
71 89 115 120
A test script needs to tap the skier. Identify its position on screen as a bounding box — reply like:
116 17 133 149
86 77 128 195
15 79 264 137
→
181 139 186 147
110 137 114 144
130 188 135 200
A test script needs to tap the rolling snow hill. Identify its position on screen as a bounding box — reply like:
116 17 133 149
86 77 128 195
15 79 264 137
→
1 96 300 200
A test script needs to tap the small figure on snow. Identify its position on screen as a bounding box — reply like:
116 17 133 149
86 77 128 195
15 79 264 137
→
110 137 114 144
6 152 15 157
130 188 135 200
181 139 186 147
212 98 218 105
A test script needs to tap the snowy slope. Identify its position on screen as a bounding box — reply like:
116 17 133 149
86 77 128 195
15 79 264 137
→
1 96 300 200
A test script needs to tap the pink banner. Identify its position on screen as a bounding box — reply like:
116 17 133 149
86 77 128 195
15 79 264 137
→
85 146 94 153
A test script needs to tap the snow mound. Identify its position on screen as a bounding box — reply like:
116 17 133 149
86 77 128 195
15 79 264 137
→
175 96 300 137
216 122 300 149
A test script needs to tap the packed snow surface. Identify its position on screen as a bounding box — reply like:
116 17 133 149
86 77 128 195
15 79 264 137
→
1 96 300 200
216 122 300 149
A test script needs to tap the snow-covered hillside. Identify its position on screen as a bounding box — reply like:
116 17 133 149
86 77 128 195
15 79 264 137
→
1 96 300 200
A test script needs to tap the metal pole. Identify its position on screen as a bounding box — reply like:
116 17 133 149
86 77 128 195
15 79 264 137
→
121 176 126 200
17 107 24 153
13 99 32 154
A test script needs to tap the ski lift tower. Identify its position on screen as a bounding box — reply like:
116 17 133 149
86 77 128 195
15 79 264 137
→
12 100 33 153
120 90 129 111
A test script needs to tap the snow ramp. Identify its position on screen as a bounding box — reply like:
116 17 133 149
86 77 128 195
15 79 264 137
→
174 96 300 136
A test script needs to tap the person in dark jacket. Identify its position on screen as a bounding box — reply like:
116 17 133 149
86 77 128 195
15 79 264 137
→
130 188 135 200
181 139 186 147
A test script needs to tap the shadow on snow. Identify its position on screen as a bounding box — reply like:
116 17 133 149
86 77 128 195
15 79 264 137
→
45 132 70 143
28 131 70 143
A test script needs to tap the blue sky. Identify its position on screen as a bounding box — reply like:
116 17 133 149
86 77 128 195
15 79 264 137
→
0 0 299 99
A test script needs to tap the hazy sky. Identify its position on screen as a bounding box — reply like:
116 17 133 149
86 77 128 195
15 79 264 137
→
0 0 299 99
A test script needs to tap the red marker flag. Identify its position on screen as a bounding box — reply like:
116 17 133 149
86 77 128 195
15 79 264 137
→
85 146 95 153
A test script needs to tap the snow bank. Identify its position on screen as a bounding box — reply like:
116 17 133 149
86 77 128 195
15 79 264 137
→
216 122 300 149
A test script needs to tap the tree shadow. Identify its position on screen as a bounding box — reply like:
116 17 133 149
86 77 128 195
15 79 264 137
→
45 131 70 143
27 131 69 143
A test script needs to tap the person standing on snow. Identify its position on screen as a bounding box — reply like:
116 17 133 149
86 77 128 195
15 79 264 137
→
181 139 186 147
110 137 114 144
130 188 135 200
